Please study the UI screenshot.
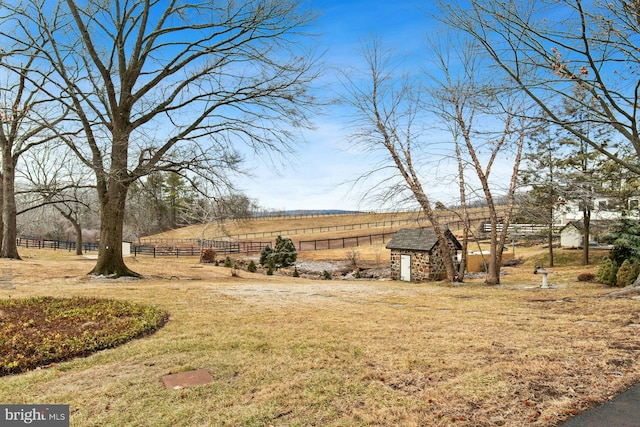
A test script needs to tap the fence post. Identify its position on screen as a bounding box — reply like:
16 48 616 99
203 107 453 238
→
153 247 156 258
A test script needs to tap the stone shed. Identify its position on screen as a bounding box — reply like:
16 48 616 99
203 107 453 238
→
386 227 462 282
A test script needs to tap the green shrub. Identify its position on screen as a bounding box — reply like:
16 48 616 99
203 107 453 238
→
616 259 640 287
247 260 257 273
292 266 300 277
322 270 332 280
224 256 232 268
266 258 274 275
259 245 273 266
272 236 297 268
596 257 618 286
259 236 297 269
605 219 640 266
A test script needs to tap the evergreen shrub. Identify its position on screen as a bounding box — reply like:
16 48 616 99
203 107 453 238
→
616 259 640 287
596 257 618 286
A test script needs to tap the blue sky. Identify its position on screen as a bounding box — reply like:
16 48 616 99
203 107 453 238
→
237 0 436 212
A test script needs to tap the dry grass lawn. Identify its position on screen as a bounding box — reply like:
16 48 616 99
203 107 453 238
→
1 245 639 426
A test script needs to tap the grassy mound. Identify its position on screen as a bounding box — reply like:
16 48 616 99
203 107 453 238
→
1 296 169 376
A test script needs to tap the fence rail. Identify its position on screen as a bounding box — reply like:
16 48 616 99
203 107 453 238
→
15 236 270 258
139 220 415 244
230 210 508 241
132 240 271 257
297 231 397 251
482 223 562 235
17 237 99 252
140 209 509 244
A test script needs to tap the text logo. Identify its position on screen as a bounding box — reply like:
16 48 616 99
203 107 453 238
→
1 405 69 426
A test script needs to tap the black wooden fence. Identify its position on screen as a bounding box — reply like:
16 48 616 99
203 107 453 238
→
17 237 99 252
16 236 270 258
131 240 271 257
297 231 397 251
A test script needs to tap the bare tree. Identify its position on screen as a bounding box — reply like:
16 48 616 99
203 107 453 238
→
440 0 640 174
438 0 640 276
19 144 95 255
0 45 66 259
342 36 529 284
341 39 459 282
181 185 257 263
425 35 529 285
4 0 320 277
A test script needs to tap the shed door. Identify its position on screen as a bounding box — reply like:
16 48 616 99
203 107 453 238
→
400 254 411 281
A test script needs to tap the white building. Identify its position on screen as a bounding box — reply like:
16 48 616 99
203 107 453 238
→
559 221 584 248
556 198 640 226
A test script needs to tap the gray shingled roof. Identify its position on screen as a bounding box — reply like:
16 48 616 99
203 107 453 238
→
385 228 461 252
560 220 584 232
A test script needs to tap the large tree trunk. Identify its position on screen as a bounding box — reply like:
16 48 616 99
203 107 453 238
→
73 219 83 256
547 206 554 268
486 222 500 285
89 177 138 277
484 193 501 285
547 227 554 268
1 149 20 260
437 229 457 281
53 206 84 255
582 208 590 266
414 192 457 282
458 222 469 282
0 172 4 255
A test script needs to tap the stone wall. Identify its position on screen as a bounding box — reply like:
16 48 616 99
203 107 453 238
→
429 243 450 280
390 239 459 281
390 249 431 281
